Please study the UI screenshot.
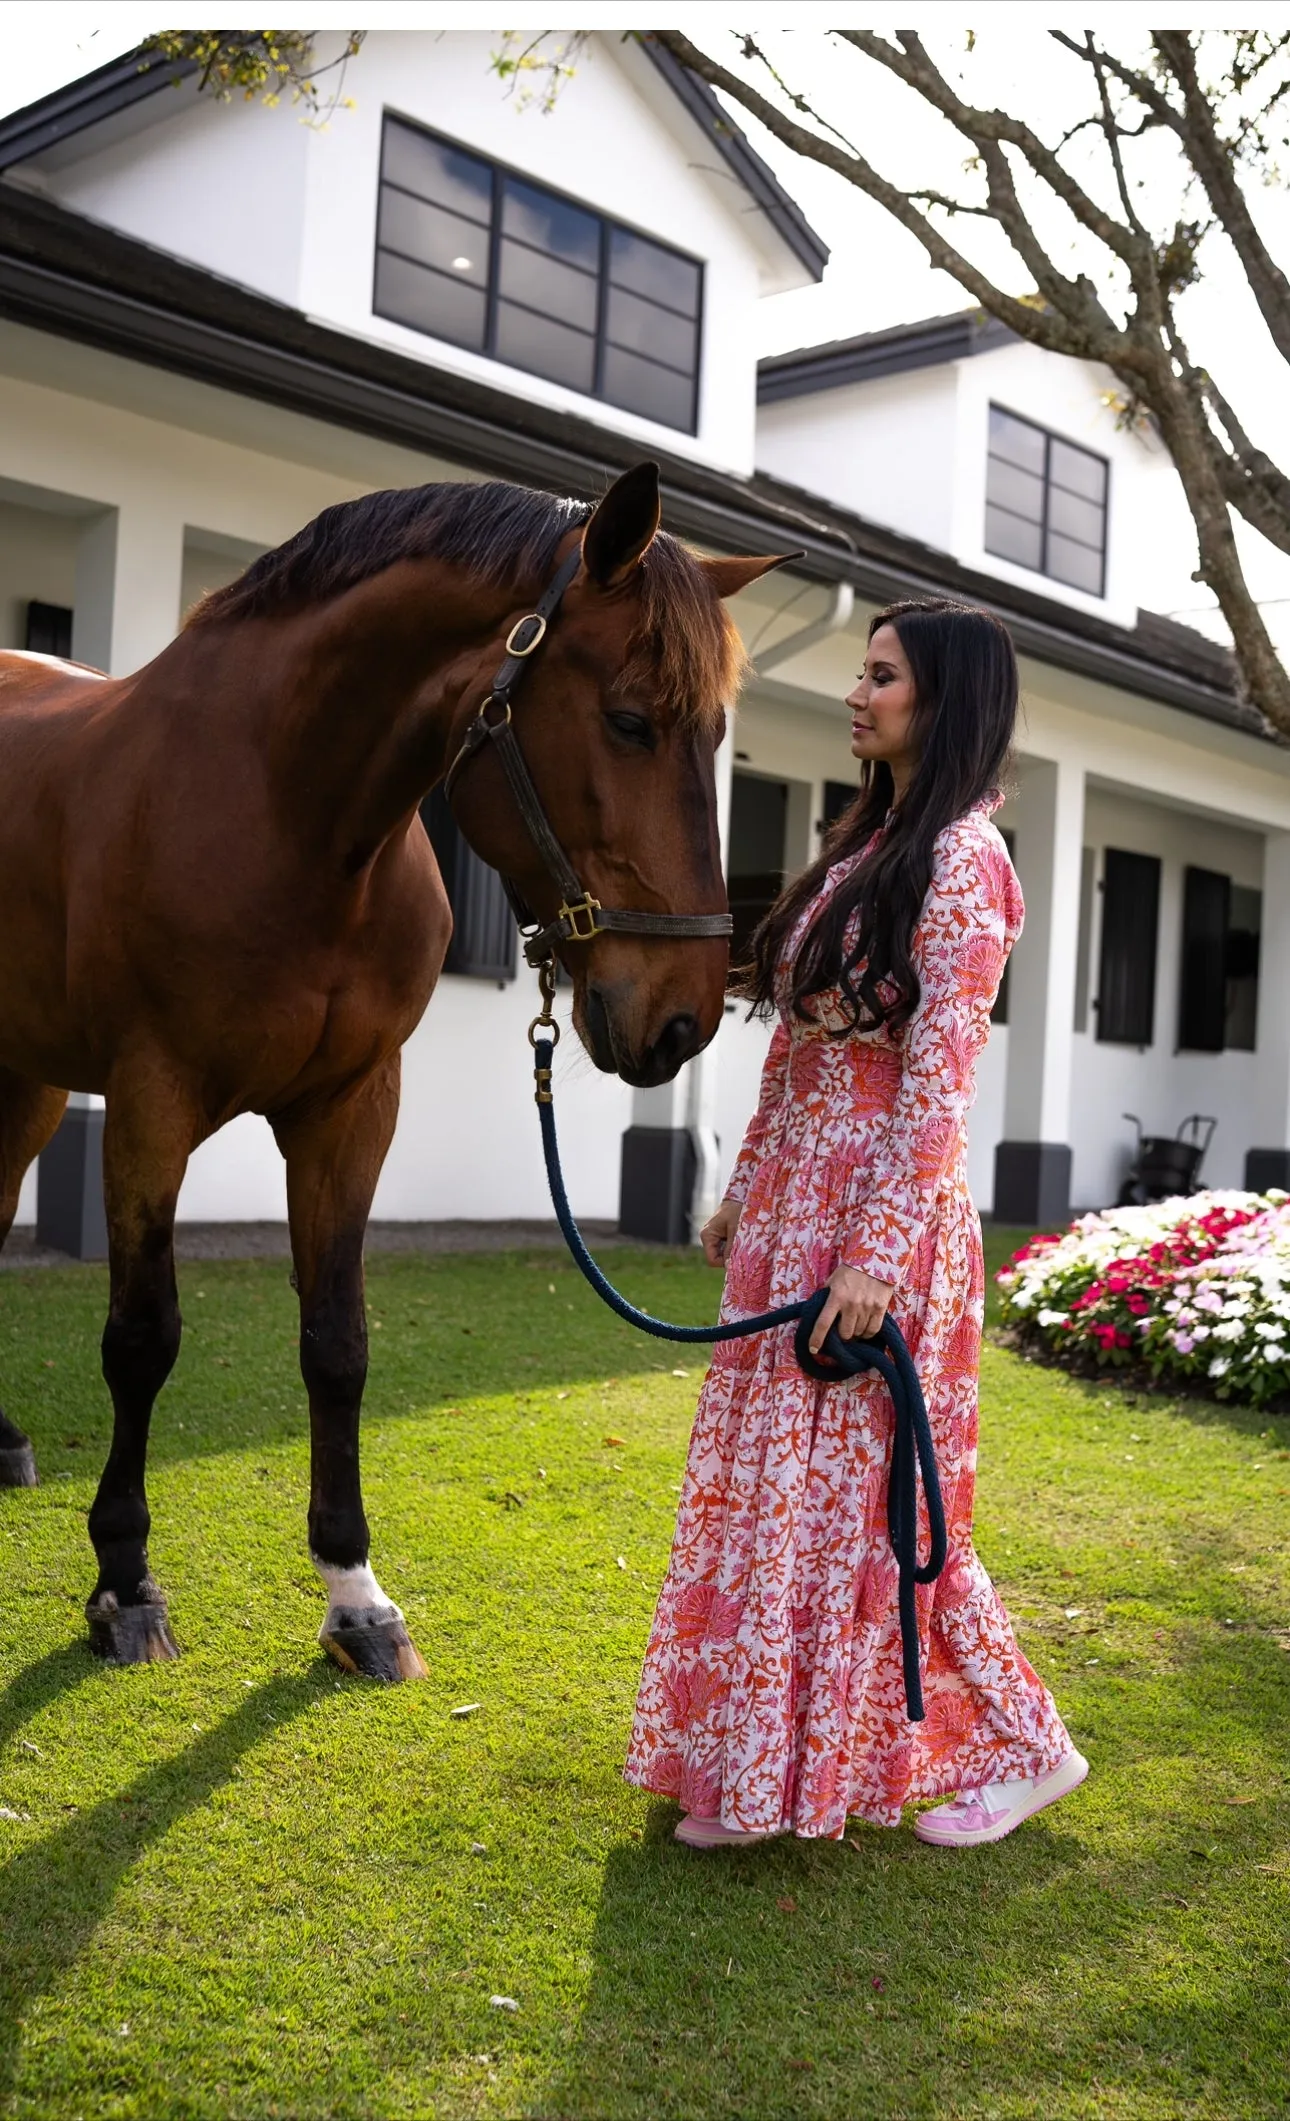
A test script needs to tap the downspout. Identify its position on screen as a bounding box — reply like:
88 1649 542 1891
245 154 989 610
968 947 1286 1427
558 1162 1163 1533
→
686 579 857 1242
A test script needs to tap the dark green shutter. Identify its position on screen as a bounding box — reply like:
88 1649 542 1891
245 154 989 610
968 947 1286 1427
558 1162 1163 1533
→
420 788 517 982
1177 865 1230 1053
1096 848 1160 1045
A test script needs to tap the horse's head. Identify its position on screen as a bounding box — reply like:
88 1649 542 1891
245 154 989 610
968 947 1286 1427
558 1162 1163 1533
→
449 464 791 1088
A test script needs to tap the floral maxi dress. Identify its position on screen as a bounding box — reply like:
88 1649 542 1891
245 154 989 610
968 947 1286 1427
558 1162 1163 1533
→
625 802 1074 1837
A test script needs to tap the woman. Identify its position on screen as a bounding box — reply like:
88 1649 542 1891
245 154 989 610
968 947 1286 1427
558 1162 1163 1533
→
625 598 1085 1850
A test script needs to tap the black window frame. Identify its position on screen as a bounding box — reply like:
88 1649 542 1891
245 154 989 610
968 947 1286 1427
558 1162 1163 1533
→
25 600 72 656
1095 847 1160 1047
985 403 1109 599
373 112 704 435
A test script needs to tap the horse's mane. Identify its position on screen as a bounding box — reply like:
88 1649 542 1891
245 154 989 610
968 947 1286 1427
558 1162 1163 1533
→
190 479 741 728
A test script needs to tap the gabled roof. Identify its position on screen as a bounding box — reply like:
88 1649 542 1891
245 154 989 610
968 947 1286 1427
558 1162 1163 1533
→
0 35 828 284
759 308 1015 403
0 188 1252 744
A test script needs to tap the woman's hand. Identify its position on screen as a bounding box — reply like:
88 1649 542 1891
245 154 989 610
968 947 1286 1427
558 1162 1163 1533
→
700 1199 742 1269
808 1264 894 1355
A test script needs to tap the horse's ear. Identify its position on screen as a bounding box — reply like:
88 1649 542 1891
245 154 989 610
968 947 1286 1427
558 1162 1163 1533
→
703 551 804 599
581 462 662 587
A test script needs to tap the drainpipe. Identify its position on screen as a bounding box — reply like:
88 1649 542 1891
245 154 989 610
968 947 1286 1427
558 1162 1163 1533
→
754 581 855 674
684 581 856 1245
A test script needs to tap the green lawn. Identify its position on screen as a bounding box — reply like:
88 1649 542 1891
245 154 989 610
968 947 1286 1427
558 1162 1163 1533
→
0 1234 1287 2120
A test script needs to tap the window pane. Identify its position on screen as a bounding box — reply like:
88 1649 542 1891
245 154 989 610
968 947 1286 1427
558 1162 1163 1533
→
497 236 598 332
501 176 599 270
989 405 1045 474
986 456 1045 526
1047 484 1104 549
609 227 700 316
1047 530 1104 594
383 122 491 224
378 190 489 287
1050 437 1107 503
605 284 698 372
985 503 1042 570
602 344 695 430
495 299 596 391
374 249 487 350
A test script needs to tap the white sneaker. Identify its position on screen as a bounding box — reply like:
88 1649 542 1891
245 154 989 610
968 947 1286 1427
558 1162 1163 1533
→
913 1749 1089 1848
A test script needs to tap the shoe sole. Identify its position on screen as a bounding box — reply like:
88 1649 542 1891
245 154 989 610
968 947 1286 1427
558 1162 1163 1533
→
673 1820 776 1849
913 1749 1089 1848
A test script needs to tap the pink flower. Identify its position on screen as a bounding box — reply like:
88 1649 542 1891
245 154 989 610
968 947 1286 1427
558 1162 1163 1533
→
1172 1331 1195 1353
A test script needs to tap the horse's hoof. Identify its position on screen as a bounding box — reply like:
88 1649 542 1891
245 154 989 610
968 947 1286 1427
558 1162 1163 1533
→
0 1440 38 1488
86 1583 179 1664
320 1606 427 1682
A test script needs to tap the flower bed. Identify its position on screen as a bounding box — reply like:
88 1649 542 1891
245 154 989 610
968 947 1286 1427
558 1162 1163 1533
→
996 1189 1290 1404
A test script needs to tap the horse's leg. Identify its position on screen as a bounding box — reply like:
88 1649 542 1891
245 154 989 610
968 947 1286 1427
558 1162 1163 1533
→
84 1071 195 1663
0 1070 69 1487
276 1058 426 1682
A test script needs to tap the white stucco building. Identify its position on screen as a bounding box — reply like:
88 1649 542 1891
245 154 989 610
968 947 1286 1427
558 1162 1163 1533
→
1 31 1287 1249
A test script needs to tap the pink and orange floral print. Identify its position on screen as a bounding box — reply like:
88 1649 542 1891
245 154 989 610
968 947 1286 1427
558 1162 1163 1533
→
625 801 1074 1837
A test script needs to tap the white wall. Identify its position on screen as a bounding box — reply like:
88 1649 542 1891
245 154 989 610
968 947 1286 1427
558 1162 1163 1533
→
756 364 960 553
34 30 778 477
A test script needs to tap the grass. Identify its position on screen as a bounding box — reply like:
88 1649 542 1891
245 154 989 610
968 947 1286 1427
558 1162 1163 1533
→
0 1230 1287 2120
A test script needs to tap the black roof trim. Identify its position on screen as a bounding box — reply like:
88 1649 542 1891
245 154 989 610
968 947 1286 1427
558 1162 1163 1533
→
636 36 828 285
0 48 197 173
758 308 1014 403
0 192 1253 742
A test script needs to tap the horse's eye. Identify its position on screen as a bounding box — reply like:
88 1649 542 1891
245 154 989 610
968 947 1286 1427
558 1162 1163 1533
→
605 710 655 750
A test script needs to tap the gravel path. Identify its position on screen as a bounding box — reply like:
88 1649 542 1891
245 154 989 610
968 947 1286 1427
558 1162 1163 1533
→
1 1219 651 1270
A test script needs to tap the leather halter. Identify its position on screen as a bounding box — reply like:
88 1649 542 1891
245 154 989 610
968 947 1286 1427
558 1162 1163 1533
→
442 546 733 970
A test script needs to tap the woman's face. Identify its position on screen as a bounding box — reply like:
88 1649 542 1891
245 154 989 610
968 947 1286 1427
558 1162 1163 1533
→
846 623 919 784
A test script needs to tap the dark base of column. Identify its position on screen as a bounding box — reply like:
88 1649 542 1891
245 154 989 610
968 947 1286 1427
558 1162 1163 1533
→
992 1140 1072 1229
1244 1148 1290 1193
618 1127 696 1246
37 1106 108 1260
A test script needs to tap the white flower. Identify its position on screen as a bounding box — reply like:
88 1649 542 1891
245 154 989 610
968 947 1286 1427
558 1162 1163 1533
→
1209 1356 1231 1378
1265 1345 1287 1363
1037 1308 1068 1327
1212 1320 1246 1341
1254 1321 1286 1340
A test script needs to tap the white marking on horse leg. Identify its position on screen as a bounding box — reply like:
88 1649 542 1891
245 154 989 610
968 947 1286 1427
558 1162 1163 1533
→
312 1558 403 1620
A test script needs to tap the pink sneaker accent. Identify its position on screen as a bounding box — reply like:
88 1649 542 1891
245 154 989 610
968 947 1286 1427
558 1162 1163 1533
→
674 1814 775 1849
913 1749 1089 1848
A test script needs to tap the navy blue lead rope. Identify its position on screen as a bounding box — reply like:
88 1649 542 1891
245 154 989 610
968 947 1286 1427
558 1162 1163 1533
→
531 1033 947 1721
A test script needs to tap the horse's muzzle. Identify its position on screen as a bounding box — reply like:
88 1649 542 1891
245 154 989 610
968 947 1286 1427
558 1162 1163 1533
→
583 986 706 1086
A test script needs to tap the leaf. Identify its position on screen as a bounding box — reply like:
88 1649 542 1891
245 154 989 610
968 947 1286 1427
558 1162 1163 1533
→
776 1894 797 1913
489 1995 519 2012
451 1703 483 1719
603 1435 625 1448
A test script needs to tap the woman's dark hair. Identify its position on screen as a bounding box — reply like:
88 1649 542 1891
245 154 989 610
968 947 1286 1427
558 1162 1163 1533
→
737 598 1017 1034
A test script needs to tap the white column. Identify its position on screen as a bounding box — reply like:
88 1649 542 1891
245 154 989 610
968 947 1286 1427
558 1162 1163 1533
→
72 501 185 676
1249 829 1290 1180
997 753 1085 1221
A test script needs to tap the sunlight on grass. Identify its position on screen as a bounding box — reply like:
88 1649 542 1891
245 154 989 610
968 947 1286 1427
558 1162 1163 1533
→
1 1242 1286 2119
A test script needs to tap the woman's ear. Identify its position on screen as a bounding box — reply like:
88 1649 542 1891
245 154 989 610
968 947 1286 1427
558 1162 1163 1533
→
581 462 662 587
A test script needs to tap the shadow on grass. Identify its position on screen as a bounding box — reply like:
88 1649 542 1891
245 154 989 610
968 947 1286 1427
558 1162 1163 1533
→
0 1641 96 1756
528 1620 1289 2121
0 1669 327 2100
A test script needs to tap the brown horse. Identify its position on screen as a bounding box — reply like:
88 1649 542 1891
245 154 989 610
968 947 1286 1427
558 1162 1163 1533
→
0 462 783 1677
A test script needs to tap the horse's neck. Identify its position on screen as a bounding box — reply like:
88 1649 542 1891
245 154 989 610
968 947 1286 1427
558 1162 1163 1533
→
259 562 515 863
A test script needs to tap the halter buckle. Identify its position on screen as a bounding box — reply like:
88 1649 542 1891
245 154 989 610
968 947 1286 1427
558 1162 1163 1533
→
505 612 547 658
559 894 603 943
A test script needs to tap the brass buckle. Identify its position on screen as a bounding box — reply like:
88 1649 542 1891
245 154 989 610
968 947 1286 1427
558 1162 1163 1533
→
559 894 602 943
505 612 547 658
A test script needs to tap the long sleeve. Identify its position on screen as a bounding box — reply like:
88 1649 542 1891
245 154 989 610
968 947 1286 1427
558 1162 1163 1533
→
723 1017 791 1205
841 826 1016 1288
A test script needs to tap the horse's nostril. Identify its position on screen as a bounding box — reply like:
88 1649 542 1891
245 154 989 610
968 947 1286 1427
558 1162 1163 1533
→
651 1013 702 1079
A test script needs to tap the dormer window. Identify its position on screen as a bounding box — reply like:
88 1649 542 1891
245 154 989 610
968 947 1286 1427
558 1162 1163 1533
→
374 114 703 433
985 405 1108 597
